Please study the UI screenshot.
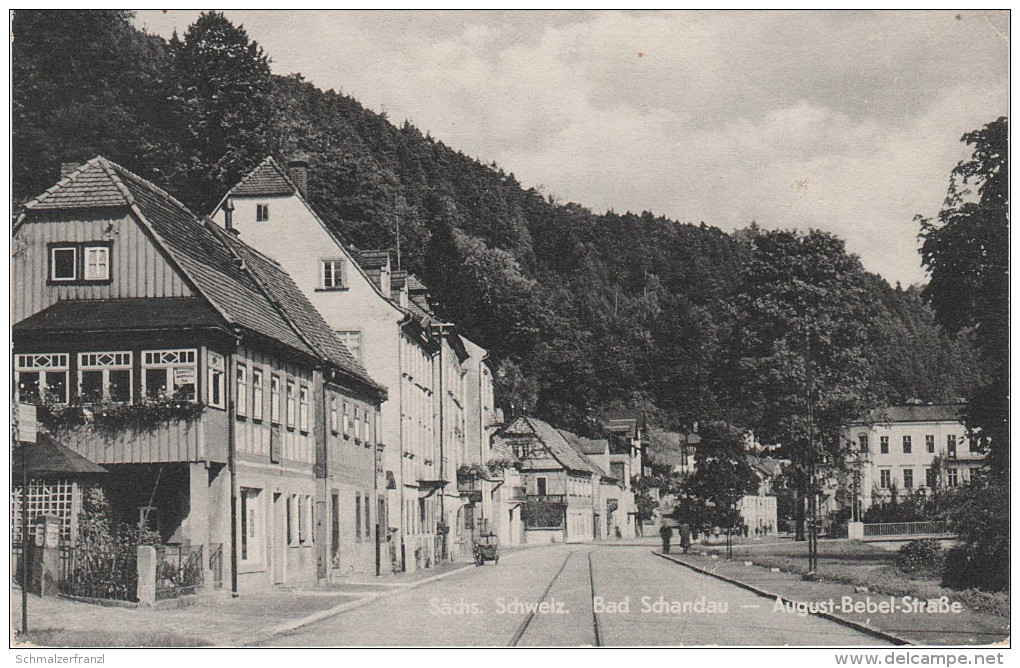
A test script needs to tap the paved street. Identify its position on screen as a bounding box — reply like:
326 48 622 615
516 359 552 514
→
265 544 889 647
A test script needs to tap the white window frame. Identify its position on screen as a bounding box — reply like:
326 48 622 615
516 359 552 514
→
256 203 270 222
299 385 309 433
300 495 313 544
236 364 248 417
240 488 263 564
50 246 77 282
330 396 339 434
321 259 345 289
354 406 362 443
947 468 959 487
879 469 891 489
902 468 914 489
287 494 296 546
141 349 198 401
252 369 264 422
336 330 362 364
207 351 226 409
78 351 133 404
343 401 351 438
84 246 110 281
15 353 70 404
270 375 281 425
286 380 296 429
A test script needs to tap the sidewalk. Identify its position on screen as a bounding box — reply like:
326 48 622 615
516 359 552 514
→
656 551 1009 646
11 559 475 648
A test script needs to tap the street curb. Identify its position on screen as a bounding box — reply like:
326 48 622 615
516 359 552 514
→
653 551 913 646
250 563 476 646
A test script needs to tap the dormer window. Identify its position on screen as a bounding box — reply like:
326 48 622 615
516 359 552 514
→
84 247 109 280
49 242 112 284
51 247 77 281
256 204 270 221
321 259 346 290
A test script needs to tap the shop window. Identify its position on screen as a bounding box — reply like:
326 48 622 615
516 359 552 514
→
142 349 197 400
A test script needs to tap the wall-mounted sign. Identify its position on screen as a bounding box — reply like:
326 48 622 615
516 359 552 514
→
17 403 36 444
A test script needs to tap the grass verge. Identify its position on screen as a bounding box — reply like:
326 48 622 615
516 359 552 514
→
700 540 1009 618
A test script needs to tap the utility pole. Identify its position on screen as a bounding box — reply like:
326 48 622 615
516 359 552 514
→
805 332 819 573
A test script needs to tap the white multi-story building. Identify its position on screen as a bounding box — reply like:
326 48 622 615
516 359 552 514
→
211 157 491 573
842 403 984 513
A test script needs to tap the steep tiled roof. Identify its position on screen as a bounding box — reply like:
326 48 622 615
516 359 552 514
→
227 157 299 197
853 404 966 425
406 274 429 293
600 411 646 438
20 156 382 396
110 163 315 356
559 431 609 456
490 435 519 464
14 298 223 333
224 235 381 392
507 417 594 475
23 159 131 211
351 249 391 270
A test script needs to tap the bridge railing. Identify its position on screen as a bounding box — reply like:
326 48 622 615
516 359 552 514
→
862 520 950 537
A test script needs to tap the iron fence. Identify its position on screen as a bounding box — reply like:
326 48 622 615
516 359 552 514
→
60 542 138 601
863 520 951 537
155 544 204 600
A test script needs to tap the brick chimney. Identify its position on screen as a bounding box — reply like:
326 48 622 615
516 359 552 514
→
287 155 310 198
60 162 82 179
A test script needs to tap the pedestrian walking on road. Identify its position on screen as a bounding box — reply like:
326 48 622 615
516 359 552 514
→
679 522 691 554
659 523 673 554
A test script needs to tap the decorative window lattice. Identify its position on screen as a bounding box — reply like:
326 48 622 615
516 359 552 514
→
143 349 197 366
16 354 69 370
10 479 79 546
79 352 132 368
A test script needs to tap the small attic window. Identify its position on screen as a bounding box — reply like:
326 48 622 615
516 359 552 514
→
51 247 77 281
256 204 270 222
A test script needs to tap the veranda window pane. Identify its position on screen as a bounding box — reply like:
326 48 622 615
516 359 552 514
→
109 369 131 402
80 371 103 402
17 372 40 403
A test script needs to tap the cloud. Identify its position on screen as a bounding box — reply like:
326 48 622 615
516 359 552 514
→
133 10 1008 285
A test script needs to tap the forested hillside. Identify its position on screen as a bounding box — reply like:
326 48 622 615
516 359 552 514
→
11 11 983 436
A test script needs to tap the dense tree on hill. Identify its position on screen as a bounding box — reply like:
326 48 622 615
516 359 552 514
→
10 11 984 440
11 10 167 201
162 11 277 212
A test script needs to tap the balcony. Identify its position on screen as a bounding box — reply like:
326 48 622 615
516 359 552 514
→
527 494 566 504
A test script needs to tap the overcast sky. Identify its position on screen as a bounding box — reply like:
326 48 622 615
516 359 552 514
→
134 10 1009 286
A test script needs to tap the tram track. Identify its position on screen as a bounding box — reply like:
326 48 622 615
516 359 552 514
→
508 548 603 647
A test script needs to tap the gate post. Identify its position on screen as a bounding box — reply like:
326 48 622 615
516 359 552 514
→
137 545 157 606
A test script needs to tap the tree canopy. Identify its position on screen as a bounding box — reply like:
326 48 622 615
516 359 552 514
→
919 117 1008 475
